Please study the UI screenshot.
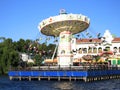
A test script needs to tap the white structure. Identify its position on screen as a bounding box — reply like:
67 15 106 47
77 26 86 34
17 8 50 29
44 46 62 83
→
20 53 34 63
72 30 120 59
21 53 29 62
38 10 90 66
103 30 113 44
57 31 73 66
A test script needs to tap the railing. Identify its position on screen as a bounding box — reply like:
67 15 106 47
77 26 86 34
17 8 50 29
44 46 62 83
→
9 64 120 71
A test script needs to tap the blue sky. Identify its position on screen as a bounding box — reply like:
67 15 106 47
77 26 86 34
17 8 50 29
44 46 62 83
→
0 0 120 42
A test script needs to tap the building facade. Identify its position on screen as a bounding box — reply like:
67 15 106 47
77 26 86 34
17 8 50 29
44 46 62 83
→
72 30 120 59
44 30 120 66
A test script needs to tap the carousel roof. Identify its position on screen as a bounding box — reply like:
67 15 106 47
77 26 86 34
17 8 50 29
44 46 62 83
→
38 13 90 36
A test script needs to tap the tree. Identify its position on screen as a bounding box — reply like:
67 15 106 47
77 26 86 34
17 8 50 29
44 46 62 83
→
27 62 34 68
16 39 26 52
0 37 56 75
0 38 19 74
34 54 42 66
9 50 19 67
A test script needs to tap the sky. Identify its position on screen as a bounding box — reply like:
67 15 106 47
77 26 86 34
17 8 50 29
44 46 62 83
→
0 0 120 42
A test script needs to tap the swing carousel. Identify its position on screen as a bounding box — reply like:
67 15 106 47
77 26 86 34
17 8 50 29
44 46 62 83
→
38 9 90 66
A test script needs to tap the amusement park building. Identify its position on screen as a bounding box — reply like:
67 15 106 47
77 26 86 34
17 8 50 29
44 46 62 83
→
44 30 120 65
72 30 120 59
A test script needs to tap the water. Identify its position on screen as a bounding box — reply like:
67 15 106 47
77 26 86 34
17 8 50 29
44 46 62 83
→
0 76 120 90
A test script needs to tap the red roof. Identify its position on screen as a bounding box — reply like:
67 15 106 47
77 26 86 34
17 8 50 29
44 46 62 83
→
76 37 120 44
112 38 120 42
76 38 101 44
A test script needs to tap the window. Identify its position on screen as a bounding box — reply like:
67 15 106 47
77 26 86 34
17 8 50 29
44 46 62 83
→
79 48 82 53
83 48 87 53
105 47 110 51
98 47 102 53
93 48 97 53
61 50 65 54
113 47 117 53
119 47 120 53
88 47 92 53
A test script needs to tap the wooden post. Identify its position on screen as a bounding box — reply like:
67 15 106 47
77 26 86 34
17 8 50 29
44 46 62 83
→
83 77 87 82
29 76 31 81
19 77 21 81
58 77 60 81
69 77 71 81
38 77 41 81
9 76 13 80
74 77 76 81
48 77 50 81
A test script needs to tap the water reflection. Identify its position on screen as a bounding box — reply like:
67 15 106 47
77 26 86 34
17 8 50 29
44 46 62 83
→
0 76 120 90
53 81 73 90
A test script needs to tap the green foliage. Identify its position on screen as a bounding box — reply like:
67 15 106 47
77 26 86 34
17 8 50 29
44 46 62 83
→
27 62 34 67
0 38 19 74
0 37 56 75
112 34 116 38
34 54 42 66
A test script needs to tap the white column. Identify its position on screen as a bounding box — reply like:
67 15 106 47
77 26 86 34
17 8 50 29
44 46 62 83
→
57 31 73 67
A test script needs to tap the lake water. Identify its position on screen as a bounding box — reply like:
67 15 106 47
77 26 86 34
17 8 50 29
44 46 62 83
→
0 76 120 90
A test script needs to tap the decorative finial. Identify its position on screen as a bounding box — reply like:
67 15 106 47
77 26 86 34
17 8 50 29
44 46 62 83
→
59 9 67 15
